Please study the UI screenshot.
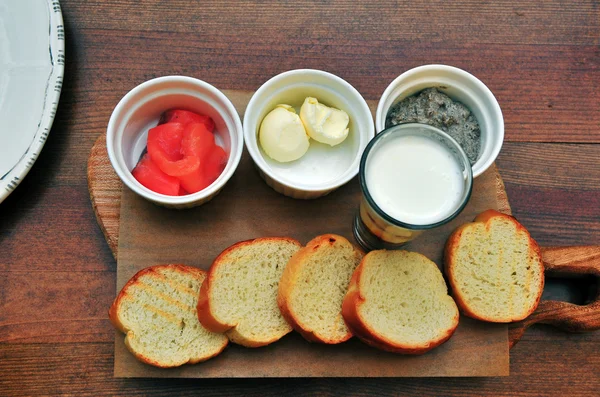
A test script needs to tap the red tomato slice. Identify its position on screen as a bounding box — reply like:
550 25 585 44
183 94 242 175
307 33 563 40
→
132 154 180 196
146 123 184 161
179 145 228 194
205 145 228 181
150 151 200 177
160 109 215 132
181 123 216 159
148 124 200 177
178 186 189 196
179 169 211 194
174 122 227 194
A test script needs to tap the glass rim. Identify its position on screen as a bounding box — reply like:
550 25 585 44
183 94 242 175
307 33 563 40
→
359 123 474 230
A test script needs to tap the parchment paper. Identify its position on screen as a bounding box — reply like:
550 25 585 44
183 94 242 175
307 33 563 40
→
114 154 509 377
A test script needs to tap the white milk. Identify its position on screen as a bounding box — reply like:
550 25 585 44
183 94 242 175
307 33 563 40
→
365 134 464 225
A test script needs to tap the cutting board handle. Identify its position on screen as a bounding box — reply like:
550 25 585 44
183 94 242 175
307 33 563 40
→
509 246 600 349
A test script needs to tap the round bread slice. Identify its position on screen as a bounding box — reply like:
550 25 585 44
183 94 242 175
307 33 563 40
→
197 237 301 347
342 250 459 354
109 264 228 368
278 234 364 344
444 209 544 323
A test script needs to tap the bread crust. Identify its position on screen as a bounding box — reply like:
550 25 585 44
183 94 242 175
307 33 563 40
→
197 237 301 347
341 252 459 354
444 209 545 323
278 234 363 344
109 264 227 368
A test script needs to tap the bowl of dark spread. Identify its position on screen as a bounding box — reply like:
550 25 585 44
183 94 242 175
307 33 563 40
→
376 65 504 177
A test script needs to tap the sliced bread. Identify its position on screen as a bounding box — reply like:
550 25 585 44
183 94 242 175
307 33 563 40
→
109 264 228 368
342 250 459 354
445 209 544 323
197 237 301 347
278 234 364 344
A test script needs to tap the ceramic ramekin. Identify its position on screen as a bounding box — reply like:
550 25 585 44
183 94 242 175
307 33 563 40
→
106 76 243 208
244 69 375 199
376 64 504 178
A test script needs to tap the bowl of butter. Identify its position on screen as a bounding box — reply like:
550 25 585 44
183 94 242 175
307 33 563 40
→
244 69 374 199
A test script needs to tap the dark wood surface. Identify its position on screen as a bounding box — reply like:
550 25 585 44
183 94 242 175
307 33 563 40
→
1 0 599 395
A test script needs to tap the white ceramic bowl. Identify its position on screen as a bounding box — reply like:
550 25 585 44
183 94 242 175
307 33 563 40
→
244 69 375 199
376 65 504 177
106 76 243 208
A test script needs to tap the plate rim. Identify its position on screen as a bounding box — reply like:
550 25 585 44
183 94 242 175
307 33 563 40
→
0 0 65 204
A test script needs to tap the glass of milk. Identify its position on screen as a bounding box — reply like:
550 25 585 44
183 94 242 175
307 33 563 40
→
353 123 473 251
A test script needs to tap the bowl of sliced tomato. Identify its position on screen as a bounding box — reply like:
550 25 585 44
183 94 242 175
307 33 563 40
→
106 76 244 208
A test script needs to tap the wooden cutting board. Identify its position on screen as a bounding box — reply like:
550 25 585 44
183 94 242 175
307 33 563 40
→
88 91 600 375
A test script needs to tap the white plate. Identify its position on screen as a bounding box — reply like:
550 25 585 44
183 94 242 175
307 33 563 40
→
0 0 65 203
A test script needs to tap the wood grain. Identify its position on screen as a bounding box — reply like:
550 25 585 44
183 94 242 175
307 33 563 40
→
68 39 600 143
1 341 599 396
496 143 600 247
88 136 121 259
510 246 600 348
62 0 600 45
1 0 599 394
58 0 600 143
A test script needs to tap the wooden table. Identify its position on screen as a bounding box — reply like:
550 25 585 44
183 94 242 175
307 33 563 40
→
1 1 598 395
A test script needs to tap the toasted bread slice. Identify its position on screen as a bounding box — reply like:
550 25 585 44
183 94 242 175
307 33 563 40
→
197 237 301 347
342 250 459 354
278 234 364 344
109 264 228 368
445 209 544 323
